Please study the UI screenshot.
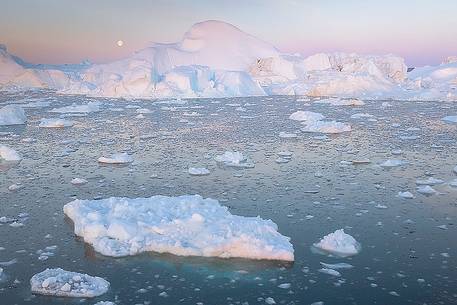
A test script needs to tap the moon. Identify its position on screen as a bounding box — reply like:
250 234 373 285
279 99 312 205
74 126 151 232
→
117 40 124 47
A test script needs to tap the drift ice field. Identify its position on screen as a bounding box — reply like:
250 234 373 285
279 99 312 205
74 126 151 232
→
1 9 457 305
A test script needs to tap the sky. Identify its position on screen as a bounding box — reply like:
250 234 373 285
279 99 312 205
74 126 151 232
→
1 0 456 66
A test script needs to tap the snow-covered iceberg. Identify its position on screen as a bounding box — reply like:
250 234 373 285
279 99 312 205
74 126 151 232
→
63 195 294 261
312 229 361 257
30 268 109 298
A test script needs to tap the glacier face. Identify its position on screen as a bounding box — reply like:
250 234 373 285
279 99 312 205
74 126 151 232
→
0 21 455 101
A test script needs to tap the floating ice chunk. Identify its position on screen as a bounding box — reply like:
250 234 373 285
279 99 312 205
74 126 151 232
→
0 145 21 161
30 268 109 298
188 167 210 176
442 115 457 123
136 108 153 114
315 98 364 106
39 118 73 128
94 302 115 305
318 268 341 277
398 191 414 199
415 177 444 185
98 153 133 164
417 185 436 195
0 105 27 126
50 102 101 113
265 297 276 304
352 159 370 164
453 165 457 174
301 120 351 134
279 132 298 139
71 178 88 185
289 111 324 122
313 229 361 257
215 151 254 168
63 195 294 261
320 262 354 269
448 179 457 187
350 113 374 119
278 283 291 289
380 159 405 167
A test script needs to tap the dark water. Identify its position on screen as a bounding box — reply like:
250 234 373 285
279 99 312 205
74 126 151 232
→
1 91 456 305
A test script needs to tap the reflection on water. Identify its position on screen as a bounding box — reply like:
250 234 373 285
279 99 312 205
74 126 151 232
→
0 91 456 304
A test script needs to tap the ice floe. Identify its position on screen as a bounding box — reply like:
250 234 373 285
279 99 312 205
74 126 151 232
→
30 268 109 298
98 153 133 164
312 229 361 257
215 151 254 168
0 105 27 125
0 145 21 161
63 195 294 261
39 118 73 128
398 191 414 199
289 111 324 122
188 167 210 176
301 120 351 134
50 102 101 113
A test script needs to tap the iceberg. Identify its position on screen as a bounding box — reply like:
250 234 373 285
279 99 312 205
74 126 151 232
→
313 229 361 257
98 153 133 164
63 195 294 261
30 268 109 298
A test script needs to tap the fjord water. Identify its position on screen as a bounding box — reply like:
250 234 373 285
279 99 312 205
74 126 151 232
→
1 92 456 305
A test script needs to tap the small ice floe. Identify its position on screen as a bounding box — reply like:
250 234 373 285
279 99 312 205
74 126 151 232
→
94 302 115 305
351 159 371 165
417 185 436 195
312 229 361 257
315 98 364 106
279 132 298 139
39 118 73 128
380 159 405 167
63 195 294 261
98 153 133 164
136 108 153 114
30 268 109 298
442 115 457 123
278 283 291 289
318 268 341 277
265 297 276 304
289 111 324 122
398 191 414 199
50 102 101 113
320 262 354 269
302 120 351 134
453 165 457 174
415 177 444 185
0 105 27 126
350 113 374 119
215 151 254 168
71 178 88 185
8 184 23 192
0 145 21 161
37 245 58 261
188 167 210 176
448 179 457 187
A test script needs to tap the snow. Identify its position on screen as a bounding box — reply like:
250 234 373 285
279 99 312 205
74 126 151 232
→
39 118 73 128
98 153 133 164
0 105 27 126
188 167 210 176
0 145 21 161
215 151 254 168
30 268 109 298
63 195 294 261
313 229 361 257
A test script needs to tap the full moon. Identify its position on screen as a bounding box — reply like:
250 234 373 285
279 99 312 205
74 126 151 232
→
117 40 124 47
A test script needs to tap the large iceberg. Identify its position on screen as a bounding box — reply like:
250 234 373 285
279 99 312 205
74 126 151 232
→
63 195 294 261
